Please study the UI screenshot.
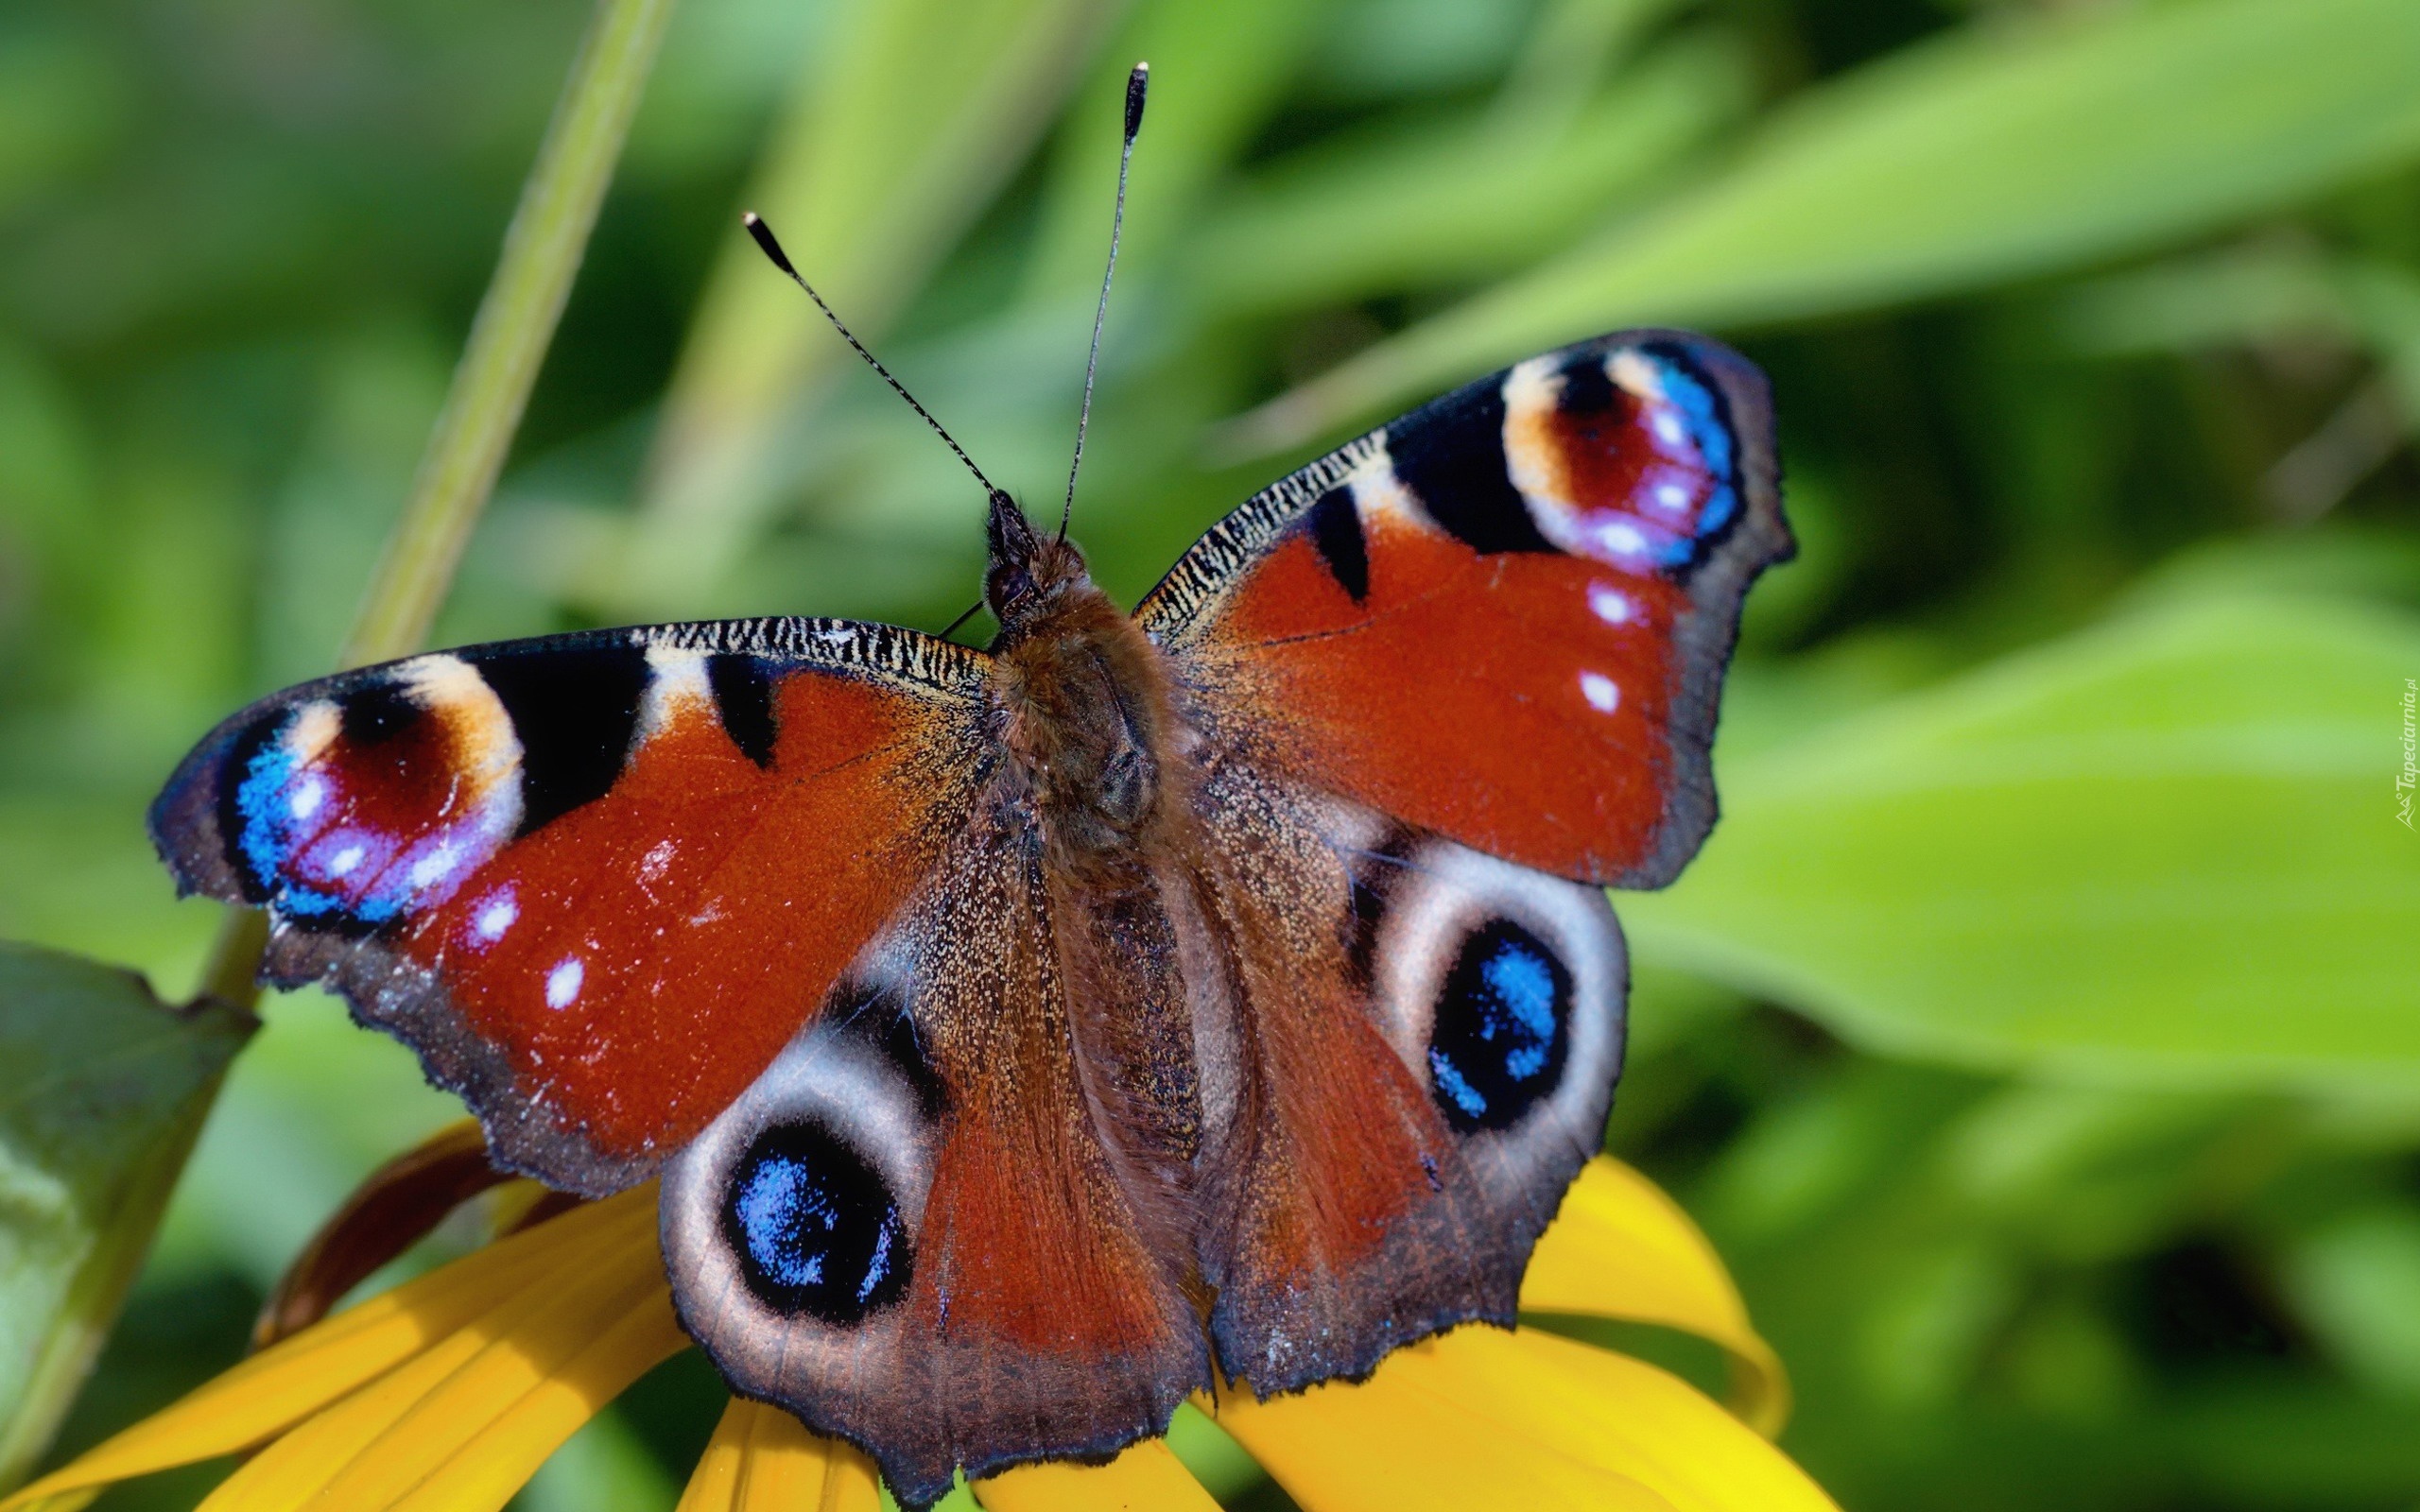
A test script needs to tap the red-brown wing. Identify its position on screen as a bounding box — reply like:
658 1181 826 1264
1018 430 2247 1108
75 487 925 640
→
661 820 1207 1508
1134 331 1782 1391
149 620 988 1194
1141 331 1789 888
1186 762 1629 1396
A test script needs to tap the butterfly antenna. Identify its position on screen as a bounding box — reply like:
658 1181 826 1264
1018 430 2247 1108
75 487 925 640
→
741 212 1008 505
1058 60 1150 543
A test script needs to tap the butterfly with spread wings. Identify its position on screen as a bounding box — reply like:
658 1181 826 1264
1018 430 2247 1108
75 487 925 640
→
147 65 1789 1510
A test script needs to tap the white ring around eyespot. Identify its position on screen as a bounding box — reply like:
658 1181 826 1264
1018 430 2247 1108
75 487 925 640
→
1364 837 1626 1155
662 1004 940 1381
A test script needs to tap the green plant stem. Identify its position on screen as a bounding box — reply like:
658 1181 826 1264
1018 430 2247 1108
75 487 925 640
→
196 906 269 1012
196 0 680 1012
0 13 676 1483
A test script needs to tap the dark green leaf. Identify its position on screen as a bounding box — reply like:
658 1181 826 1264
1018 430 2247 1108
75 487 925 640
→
0 941 251 1488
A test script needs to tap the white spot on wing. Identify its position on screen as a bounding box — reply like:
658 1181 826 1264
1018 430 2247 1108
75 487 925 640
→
545 956 584 1009
407 840 458 890
1580 672 1621 713
1498 357 1567 526
287 701 342 763
1608 349 1666 404
1593 521 1650 558
1587 583 1634 625
475 890 518 941
1502 355 1560 415
289 777 326 820
393 654 524 821
328 844 365 877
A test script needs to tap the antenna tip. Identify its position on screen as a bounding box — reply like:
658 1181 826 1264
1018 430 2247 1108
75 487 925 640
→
741 212 798 278
1123 61 1149 141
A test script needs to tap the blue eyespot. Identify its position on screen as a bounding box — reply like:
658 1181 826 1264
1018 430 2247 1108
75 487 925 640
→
1426 920 1571 1133
233 727 408 924
1650 352 1738 542
721 1122 912 1324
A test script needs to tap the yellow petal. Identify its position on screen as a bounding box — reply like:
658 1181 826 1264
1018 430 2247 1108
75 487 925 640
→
199 1281 562 1510
0 1189 657 1512
674 1403 747 1512
378 1289 685 1512
265 1212 674 1510
1384 1327 1836 1512
814 1439 883 1512
676 1399 880 1512
1205 1355 1677 1512
975 1439 1219 1512
1523 1158 1789 1433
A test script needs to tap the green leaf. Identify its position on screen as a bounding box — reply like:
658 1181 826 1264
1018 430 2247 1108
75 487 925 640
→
1226 0 2420 454
1187 33 1747 316
0 942 252 1489
1621 593 2420 1090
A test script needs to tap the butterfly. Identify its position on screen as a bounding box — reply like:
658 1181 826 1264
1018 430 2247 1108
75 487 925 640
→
147 71 1789 1508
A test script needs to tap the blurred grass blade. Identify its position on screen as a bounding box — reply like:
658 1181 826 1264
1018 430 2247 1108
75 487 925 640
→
1225 0 2420 454
8 0 680 1480
202 0 679 1012
1189 32 1746 318
0 944 253 1489
1492 0 1691 138
1621 593 2420 1090
622 0 1126 616
2335 260 2420 424
2049 242 2356 356
342 0 681 669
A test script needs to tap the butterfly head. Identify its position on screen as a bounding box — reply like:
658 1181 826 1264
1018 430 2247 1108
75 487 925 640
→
984 490 1093 642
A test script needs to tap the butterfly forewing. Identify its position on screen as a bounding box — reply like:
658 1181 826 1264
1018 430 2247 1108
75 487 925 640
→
150 620 988 1193
1137 329 1778 1388
1142 330 1789 887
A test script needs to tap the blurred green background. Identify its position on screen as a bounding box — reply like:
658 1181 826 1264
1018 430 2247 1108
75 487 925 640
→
3 0 2417 1506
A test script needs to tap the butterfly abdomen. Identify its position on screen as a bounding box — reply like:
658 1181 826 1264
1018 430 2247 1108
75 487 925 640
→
981 567 1218 1257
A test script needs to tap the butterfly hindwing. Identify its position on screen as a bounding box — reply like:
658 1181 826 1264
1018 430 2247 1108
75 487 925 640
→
1143 330 1789 887
1187 764 1628 1393
662 818 1208 1506
150 620 989 1194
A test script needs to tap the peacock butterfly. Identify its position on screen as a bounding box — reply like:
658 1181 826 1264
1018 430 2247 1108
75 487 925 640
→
147 63 1790 1508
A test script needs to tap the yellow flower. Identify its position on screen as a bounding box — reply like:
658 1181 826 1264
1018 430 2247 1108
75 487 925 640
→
3 1122 1832 1512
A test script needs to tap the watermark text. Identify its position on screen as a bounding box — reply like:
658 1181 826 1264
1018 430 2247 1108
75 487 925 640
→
2400 677 2415 830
